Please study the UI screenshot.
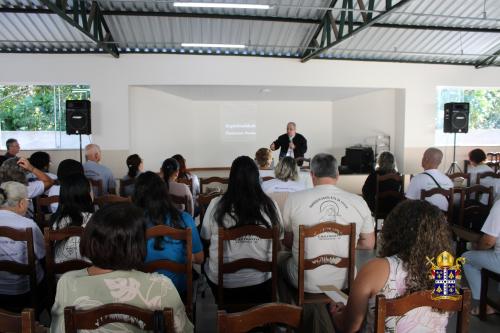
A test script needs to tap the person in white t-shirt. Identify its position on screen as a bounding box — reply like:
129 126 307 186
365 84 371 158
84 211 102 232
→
280 153 375 294
0 181 46 313
468 149 494 185
406 148 453 211
201 156 283 305
463 199 500 316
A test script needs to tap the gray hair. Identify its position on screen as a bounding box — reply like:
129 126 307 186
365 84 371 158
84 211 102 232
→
287 122 296 129
0 157 27 185
85 144 101 157
0 181 28 208
274 157 299 181
377 151 396 173
311 153 338 178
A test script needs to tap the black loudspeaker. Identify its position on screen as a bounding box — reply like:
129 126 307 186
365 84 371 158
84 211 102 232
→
343 146 374 173
66 100 91 135
444 102 469 133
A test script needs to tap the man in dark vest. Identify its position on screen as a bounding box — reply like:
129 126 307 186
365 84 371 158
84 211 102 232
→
270 122 307 166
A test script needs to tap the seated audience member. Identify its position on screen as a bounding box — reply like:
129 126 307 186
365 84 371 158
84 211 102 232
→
28 151 57 180
281 153 375 294
255 147 274 178
468 148 494 185
362 151 401 212
82 143 115 195
120 154 143 197
330 200 451 332
172 154 200 215
50 203 193 333
4 138 20 159
51 174 94 264
0 181 46 313
161 158 194 216
463 199 500 316
47 159 84 213
406 148 453 211
0 157 53 218
133 171 203 294
201 156 282 304
262 157 305 214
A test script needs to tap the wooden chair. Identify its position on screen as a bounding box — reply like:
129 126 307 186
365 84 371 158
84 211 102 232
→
88 178 103 197
43 227 91 307
476 171 500 185
142 225 194 319
64 304 174 333
459 185 493 229
217 303 303 333
375 288 471 333
177 178 193 192
262 176 274 182
420 188 454 223
119 178 135 197
217 225 279 311
486 162 499 173
0 227 37 310
374 174 404 246
448 173 471 187
480 268 500 321
0 308 46 333
35 196 59 227
463 160 470 173
93 194 131 208
298 222 356 306
198 192 223 224
200 177 229 194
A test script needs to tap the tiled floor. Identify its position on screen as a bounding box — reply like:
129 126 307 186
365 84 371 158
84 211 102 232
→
194 249 500 333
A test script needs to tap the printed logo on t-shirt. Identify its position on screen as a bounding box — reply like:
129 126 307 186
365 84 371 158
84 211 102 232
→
309 195 349 222
235 235 261 243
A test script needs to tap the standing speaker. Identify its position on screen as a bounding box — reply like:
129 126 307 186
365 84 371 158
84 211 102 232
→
66 100 91 135
444 102 469 133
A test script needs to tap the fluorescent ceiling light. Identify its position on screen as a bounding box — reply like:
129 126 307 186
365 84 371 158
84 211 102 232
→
181 43 245 48
173 2 270 10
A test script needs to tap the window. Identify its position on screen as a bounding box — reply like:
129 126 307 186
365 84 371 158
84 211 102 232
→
0 85 91 150
436 87 500 146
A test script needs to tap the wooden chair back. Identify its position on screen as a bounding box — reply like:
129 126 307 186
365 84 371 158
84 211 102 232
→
64 304 174 333
448 173 471 187
0 227 37 309
298 222 356 306
0 308 45 333
93 194 131 208
198 192 223 223
43 227 91 306
476 171 500 185
420 188 454 223
375 288 471 333
217 303 302 333
170 194 189 213
486 162 499 173
119 178 136 197
143 226 193 318
88 178 103 197
459 185 494 231
35 196 59 228
177 178 193 192
200 177 229 194
374 174 405 220
217 225 279 310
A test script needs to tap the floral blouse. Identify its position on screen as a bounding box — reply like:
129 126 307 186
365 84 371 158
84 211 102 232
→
50 269 193 333
52 212 92 264
363 256 449 333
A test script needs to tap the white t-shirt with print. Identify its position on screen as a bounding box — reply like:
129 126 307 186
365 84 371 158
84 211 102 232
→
0 210 45 295
283 184 375 293
262 179 305 193
406 169 454 211
481 199 500 253
200 196 283 288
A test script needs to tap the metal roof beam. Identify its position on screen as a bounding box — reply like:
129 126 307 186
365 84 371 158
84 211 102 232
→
475 47 500 69
37 0 119 58
301 0 415 62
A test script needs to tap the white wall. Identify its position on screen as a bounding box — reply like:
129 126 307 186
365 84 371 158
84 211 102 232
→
2 53 500 174
130 86 333 170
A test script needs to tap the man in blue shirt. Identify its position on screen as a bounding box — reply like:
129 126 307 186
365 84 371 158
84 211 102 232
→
83 144 116 195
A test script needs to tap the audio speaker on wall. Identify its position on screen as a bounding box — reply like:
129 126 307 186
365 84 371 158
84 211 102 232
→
66 100 91 135
444 102 469 133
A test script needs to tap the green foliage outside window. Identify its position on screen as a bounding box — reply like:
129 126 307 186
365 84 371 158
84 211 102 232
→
438 87 500 130
0 85 90 131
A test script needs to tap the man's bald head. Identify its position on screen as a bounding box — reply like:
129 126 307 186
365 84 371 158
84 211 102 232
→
421 147 443 170
85 144 101 162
